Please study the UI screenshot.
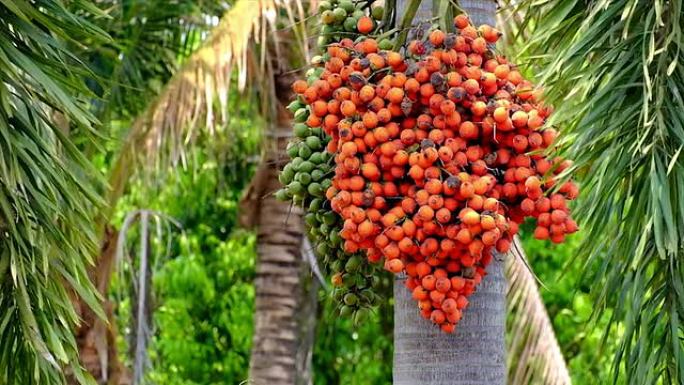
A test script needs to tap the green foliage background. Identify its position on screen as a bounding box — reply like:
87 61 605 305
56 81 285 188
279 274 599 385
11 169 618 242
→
110 125 260 384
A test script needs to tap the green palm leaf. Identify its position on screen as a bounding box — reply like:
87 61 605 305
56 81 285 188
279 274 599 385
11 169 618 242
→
0 1 109 384
508 0 684 383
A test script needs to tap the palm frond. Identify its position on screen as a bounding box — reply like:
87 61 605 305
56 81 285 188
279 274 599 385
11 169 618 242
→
0 1 110 384
103 0 311 218
510 0 684 383
507 238 572 385
83 0 227 122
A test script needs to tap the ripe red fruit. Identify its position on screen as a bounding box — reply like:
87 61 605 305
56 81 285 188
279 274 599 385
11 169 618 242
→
534 226 550 240
357 16 374 34
454 14 470 29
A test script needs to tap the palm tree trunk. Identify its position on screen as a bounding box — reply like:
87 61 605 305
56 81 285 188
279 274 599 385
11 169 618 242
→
392 1 506 384
247 108 314 384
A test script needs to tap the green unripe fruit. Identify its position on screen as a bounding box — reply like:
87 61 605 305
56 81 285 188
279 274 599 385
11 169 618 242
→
344 17 357 32
320 151 331 162
278 168 294 184
294 108 308 123
291 157 303 169
311 169 324 182
353 308 369 324
333 288 345 301
339 305 353 317
321 9 336 24
294 123 310 138
320 25 334 36
316 242 329 255
305 212 318 227
288 181 303 194
333 7 347 22
306 136 322 150
360 289 373 303
296 172 312 185
287 99 303 112
319 222 330 234
352 9 364 18
331 260 343 273
317 35 329 50
309 152 324 165
322 211 337 226
317 162 330 173
298 145 312 159
371 6 384 20
378 38 393 50
343 273 356 288
311 127 323 136
275 189 289 201
343 292 358 306
321 178 332 190
330 230 342 246
297 161 314 173
286 142 299 158
318 0 332 11
345 255 362 272
310 198 323 212
307 182 323 197
338 0 354 13
354 274 367 288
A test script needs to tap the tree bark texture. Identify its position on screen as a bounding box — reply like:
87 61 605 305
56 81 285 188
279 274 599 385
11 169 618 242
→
248 155 304 384
393 260 507 385
392 1 506 384
247 110 313 385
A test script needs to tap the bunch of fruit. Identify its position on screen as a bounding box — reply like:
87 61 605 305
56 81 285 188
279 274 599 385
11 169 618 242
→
280 5 579 332
278 0 389 324
317 0 386 51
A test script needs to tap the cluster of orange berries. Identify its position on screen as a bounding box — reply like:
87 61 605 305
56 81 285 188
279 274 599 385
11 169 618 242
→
290 15 578 332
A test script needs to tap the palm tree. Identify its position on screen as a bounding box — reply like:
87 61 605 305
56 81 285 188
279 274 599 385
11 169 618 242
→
502 0 684 383
9 1 669 384
91 2 569 384
0 1 571 384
